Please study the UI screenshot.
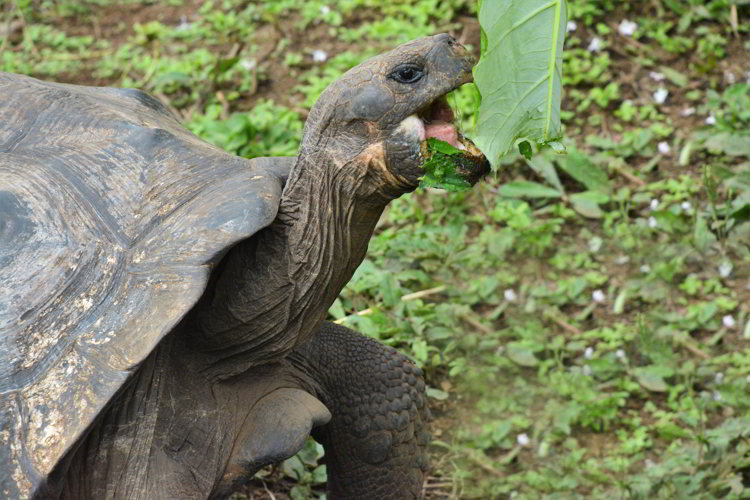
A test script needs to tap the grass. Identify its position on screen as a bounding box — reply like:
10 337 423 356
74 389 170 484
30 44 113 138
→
3 0 750 498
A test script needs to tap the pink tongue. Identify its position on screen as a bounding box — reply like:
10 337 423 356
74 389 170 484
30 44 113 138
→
425 121 461 149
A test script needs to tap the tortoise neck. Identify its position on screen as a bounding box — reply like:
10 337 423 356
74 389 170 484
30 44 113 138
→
191 151 389 379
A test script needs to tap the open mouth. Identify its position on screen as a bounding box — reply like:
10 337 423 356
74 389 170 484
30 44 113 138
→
415 96 466 150
406 93 490 188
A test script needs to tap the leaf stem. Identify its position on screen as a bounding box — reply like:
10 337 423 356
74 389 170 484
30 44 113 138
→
544 0 564 141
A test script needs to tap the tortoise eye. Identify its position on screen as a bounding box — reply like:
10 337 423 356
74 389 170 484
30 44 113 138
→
389 64 424 84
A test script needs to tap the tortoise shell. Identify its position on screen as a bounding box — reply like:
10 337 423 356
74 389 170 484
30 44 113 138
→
0 72 289 498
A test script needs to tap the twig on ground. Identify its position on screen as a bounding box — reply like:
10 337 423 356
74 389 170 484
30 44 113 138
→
216 90 230 120
545 312 583 336
464 450 504 477
612 164 647 186
401 286 447 301
333 286 447 324
677 338 711 360
730 5 739 37
460 314 493 335
260 480 277 500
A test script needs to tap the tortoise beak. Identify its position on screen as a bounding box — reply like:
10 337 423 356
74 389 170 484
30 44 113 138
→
454 141 492 185
430 33 475 89
446 35 475 86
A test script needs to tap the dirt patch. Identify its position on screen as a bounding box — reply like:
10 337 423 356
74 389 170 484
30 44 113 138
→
58 0 203 43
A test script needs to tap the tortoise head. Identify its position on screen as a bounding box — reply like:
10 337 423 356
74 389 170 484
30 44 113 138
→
298 34 489 198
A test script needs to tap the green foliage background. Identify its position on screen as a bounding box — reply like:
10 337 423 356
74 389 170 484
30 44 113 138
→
3 0 750 498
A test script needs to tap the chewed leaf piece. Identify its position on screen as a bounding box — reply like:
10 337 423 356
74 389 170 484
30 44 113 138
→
419 138 488 192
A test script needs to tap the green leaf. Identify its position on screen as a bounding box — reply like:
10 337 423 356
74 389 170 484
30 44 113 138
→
328 298 346 319
419 138 472 192
311 464 327 484
704 132 750 157
694 216 717 251
426 387 450 400
633 366 671 392
613 289 628 315
426 137 462 155
151 71 191 87
658 65 688 87
518 140 533 160
570 191 607 218
474 0 567 167
558 150 612 193
212 55 240 77
495 181 562 199
282 455 305 480
506 342 540 367
526 155 564 192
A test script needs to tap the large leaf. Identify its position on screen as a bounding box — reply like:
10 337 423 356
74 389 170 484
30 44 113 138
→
474 0 567 167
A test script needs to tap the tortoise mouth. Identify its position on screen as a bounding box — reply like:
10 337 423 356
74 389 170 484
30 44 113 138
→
417 96 455 124
415 96 466 150
413 91 490 187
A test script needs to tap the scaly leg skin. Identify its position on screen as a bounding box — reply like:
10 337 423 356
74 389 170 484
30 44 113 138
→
53 322 428 500
290 322 431 500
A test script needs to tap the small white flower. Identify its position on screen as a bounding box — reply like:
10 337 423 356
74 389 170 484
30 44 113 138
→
567 21 577 32
584 347 594 359
715 372 725 384
680 201 692 212
588 37 603 52
640 264 651 273
504 289 518 302
712 390 722 402
582 365 593 376
705 115 716 125
648 216 658 228
320 5 331 15
649 71 665 81
618 19 638 36
592 290 606 303
746 70 750 84
681 107 696 117
723 315 736 328
653 88 669 104
719 261 733 278
312 49 328 62
650 198 660 210
240 59 256 71
517 433 530 447
746 375 750 384
588 237 603 252
615 349 626 360
724 71 736 85
177 15 191 31
645 459 655 468
658 141 671 154
615 255 630 265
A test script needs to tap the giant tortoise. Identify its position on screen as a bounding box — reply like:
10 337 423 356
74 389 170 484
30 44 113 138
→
0 34 489 499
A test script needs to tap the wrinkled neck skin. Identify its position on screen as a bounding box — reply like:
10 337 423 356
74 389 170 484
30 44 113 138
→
192 142 409 380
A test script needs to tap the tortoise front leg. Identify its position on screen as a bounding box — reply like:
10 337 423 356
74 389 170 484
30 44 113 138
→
290 322 431 500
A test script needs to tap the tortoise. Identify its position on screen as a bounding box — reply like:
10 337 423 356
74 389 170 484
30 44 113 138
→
0 34 489 499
